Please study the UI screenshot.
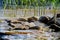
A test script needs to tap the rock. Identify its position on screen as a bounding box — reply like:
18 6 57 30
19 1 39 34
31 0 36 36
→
5 19 11 23
47 20 55 26
0 32 11 36
29 26 40 30
11 22 22 24
13 28 24 30
17 18 27 22
28 22 36 27
57 13 60 18
56 22 60 26
47 14 60 26
27 17 38 23
32 16 38 21
39 16 50 24
0 38 4 40
5 19 15 28
8 23 15 28
49 24 60 32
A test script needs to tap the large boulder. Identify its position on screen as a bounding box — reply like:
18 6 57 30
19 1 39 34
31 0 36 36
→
39 16 50 24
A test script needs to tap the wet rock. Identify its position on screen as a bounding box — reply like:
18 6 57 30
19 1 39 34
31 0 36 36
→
13 28 24 30
11 22 22 24
5 19 11 23
5 19 15 28
39 16 50 24
29 26 40 30
23 28 26 30
57 13 60 18
17 18 27 22
28 22 36 27
47 20 55 26
1 38 9 40
32 16 38 21
8 23 15 28
56 22 60 26
27 17 38 23
0 38 9 40
0 32 11 36
47 14 60 26
0 38 4 40
49 24 60 32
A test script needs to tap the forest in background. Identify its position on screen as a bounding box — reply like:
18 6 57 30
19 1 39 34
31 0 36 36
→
2 0 60 9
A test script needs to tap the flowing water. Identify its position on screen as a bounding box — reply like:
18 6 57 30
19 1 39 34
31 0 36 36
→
0 9 60 40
